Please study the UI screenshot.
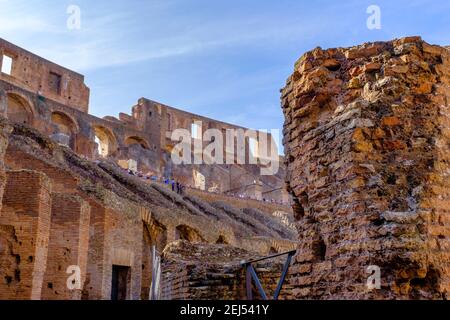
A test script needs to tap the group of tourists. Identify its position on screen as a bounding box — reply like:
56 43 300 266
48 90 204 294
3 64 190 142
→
121 167 283 203
123 168 185 195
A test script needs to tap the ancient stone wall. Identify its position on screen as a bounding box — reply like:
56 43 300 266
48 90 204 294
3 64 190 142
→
0 36 286 203
160 241 294 300
0 38 89 113
0 38 296 301
281 36 449 299
0 125 151 300
140 98 285 198
0 170 51 299
42 193 90 300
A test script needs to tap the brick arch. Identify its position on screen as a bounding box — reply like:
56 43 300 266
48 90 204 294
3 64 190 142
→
216 235 228 244
125 136 150 150
269 246 278 254
5 91 35 125
93 125 117 157
147 219 167 252
141 222 155 300
175 224 205 243
50 111 79 134
50 111 79 149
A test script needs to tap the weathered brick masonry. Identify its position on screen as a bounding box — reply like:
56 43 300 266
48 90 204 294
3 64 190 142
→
0 37 288 204
0 170 51 299
42 193 90 300
160 241 295 300
281 36 450 299
0 37 297 300
0 117 294 300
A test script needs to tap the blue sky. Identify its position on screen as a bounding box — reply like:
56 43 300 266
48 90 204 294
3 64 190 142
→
0 0 449 149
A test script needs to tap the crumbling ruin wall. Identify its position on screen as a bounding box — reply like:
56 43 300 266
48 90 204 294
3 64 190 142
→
159 241 294 300
0 38 90 113
0 170 52 299
0 120 296 300
0 38 296 300
281 36 449 299
42 193 90 300
0 36 287 203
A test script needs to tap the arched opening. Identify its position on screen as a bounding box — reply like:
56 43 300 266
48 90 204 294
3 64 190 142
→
50 111 78 149
141 224 153 300
94 126 117 157
125 136 150 150
51 111 77 135
216 235 228 244
149 219 167 252
6 93 33 125
175 225 204 243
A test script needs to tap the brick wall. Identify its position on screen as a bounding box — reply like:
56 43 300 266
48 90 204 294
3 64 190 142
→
0 170 51 299
82 193 144 300
5 147 79 194
81 199 106 300
42 193 90 300
187 187 292 214
0 38 90 112
160 241 294 300
0 118 11 211
281 37 450 299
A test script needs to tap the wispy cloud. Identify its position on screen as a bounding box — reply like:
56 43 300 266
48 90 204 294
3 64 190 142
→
1 0 336 72
1 0 448 149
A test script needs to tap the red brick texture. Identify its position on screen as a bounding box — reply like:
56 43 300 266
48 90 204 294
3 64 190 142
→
42 193 90 300
0 170 51 299
281 37 450 299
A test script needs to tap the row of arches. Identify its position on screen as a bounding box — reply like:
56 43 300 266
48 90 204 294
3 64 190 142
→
1 91 151 157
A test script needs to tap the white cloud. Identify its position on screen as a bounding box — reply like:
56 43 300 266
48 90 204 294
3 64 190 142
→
0 0 334 72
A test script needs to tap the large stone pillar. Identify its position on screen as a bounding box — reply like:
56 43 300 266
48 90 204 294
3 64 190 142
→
281 37 449 299
42 193 90 300
0 170 52 300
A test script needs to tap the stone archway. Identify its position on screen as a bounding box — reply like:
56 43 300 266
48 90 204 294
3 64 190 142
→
6 92 33 125
94 126 117 157
175 225 205 243
125 136 150 150
141 219 167 300
141 223 153 300
50 111 78 149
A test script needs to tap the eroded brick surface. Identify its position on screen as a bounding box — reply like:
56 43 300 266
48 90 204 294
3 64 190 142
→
0 170 51 300
0 38 287 205
160 241 295 300
281 37 450 299
0 108 294 300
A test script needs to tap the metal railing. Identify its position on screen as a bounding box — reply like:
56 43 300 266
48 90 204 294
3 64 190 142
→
240 250 296 300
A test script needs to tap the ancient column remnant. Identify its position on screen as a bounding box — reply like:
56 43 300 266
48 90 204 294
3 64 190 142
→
281 36 449 299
